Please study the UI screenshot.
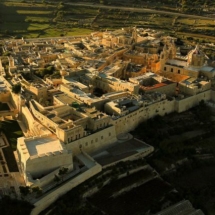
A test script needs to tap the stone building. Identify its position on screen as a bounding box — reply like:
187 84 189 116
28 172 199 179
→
17 134 73 186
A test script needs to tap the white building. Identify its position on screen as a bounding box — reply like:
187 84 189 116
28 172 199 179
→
17 134 73 186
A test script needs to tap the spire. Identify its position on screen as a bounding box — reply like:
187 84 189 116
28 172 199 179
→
194 44 200 54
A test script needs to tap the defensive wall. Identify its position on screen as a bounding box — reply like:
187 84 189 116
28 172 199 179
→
66 125 117 155
21 106 35 131
142 82 177 96
111 98 175 135
26 163 74 188
175 90 212 113
0 91 11 103
31 161 102 215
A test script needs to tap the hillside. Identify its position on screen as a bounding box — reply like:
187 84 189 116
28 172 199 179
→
1 1 215 41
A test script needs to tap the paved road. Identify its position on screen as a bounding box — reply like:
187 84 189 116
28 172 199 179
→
64 2 215 20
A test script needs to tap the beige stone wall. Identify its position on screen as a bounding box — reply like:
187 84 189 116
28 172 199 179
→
17 136 73 184
145 82 177 96
29 85 48 100
21 106 36 130
95 77 139 94
30 101 58 131
31 163 102 215
87 116 111 132
0 91 11 103
200 71 215 79
56 125 85 143
59 84 108 109
104 102 129 116
163 64 199 78
175 90 211 113
26 163 73 188
26 152 73 178
111 99 175 135
179 81 211 96
46 78 63 87
40 54 58 63
98 48 127 71
66 126 117 155
123 53 146 64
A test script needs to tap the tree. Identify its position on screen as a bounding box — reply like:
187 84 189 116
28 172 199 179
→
19 186 30 196
57 2 64 10
58 167 68 181
3 51 11 57
31 186 40 193
31 186 42 197
12 83 21 94
0 196 34 215
54 174 61 183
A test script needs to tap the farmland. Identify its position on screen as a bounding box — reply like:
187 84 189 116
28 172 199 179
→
0 1 215 43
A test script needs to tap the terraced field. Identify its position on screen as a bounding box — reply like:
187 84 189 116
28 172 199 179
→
1 1 215 41
0 2 93 38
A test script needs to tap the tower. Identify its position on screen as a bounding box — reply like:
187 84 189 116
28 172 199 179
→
187 44 205 67
132 26 137 44
168 39 176 59
160 44 168 70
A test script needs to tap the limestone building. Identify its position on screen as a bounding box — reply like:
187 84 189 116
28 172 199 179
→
17 134 73 186
160 43 215 79
2 27 215 195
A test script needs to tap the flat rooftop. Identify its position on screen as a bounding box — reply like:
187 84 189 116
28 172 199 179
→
54 93 83 105
92 138 153 166
25 135 63 156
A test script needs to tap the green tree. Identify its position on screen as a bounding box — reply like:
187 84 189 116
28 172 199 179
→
54 174 61 183
19 186 30 196
0 196 34 215
31 186 40 193
58 167 68 181
32 186 42 197
12 83 21 94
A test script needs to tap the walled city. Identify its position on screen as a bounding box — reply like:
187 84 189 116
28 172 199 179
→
0 27 215 214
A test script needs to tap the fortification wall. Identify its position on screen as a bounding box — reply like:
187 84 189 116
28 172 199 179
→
175 90 211 113
0 91 11 103
31 163 102 215
66 126 117 155
21 106 35 130
111 99 175 135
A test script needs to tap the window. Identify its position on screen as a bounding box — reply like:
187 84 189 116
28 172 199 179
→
101 136 103 140
109 132 111 136
178 70 180 74
171 68 173 72
85 142 88 146
91 140 93 144
164 67 166 71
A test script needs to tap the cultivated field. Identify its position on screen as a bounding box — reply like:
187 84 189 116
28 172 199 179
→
1 1 215 41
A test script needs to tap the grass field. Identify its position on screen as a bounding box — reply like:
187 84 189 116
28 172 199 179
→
1 1 215 41
0 2 95 38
